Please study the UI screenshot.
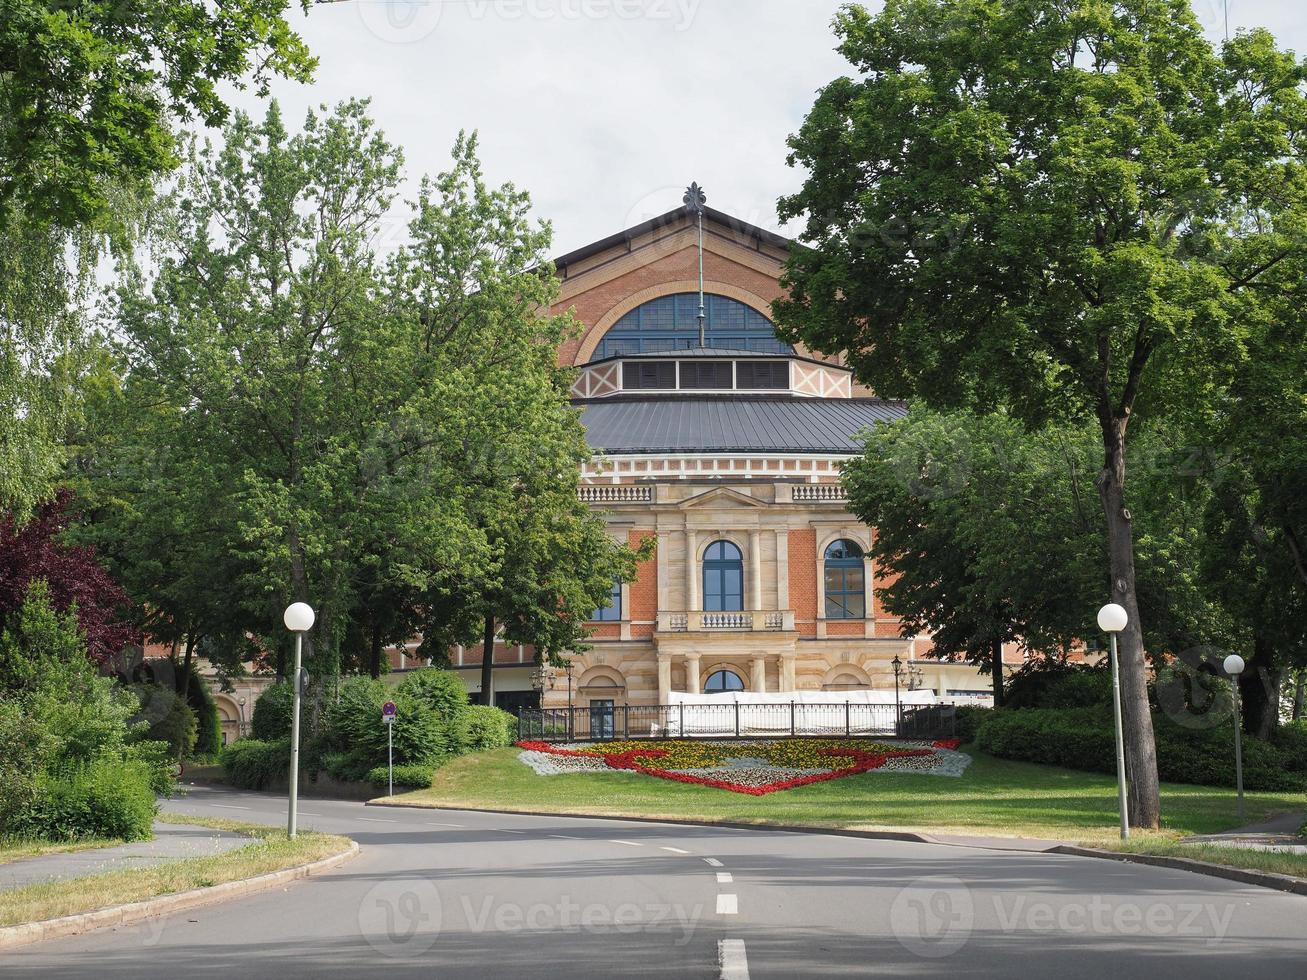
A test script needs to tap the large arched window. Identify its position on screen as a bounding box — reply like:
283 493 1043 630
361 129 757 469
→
590 293 793 361
824 539 866 619
702 540 744 611
704 669 745 694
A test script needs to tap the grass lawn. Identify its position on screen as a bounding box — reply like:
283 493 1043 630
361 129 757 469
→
0 837 117 867
0 814 352 929
384 744 1306 866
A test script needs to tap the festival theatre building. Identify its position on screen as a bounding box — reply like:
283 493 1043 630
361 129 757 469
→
430 194 1017 715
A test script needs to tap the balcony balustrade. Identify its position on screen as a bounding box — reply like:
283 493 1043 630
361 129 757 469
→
657 610 795 633
578 484 654 503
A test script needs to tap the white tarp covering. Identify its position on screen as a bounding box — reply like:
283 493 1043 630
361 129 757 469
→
660 689 939 737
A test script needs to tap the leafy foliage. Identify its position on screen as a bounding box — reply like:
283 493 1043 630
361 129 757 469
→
7 757 158 842
130 684 197 761
219 738 291 791
251 683 295 742
367 765 434 791
453 704 517 753
0 493 134 665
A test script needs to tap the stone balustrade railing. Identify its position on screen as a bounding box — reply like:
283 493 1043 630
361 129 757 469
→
656 610 796 633
791 483 847 501
578 484 654 504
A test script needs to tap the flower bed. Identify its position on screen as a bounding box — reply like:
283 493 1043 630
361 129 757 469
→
516 738 971 794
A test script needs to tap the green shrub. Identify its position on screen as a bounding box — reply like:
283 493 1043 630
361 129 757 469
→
10 757 157 842
366 764 434 790
220 738 291 790
125 739 180 797
398 668 468 724
1003 660 1111 709
251 683 296 741
131 684 197 760
976 707 1307 791
319 677 447 782
952 704 992 743
179 665 223 757
453 704 516 752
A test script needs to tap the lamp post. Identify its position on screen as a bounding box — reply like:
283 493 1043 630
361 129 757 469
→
1224 654 1246 822
1097 603 1130 840
283 601 315 839
891 655 903 736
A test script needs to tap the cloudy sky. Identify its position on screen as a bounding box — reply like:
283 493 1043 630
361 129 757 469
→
227 0 1304 255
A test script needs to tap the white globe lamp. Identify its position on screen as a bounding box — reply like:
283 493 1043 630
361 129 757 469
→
1223 654 1245 677
1096 603 1128 634
283 601 315 633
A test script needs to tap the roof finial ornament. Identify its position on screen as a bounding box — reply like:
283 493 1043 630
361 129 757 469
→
684 183 707 347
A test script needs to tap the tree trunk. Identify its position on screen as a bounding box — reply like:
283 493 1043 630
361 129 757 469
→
178 630 197 699
368 620 383 680
1293 672 1304 722
479 615 496 707
990 636 1004 707
1096 420 1161 829
1240 635 1281 740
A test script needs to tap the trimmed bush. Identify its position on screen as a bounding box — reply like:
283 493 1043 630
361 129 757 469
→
952 704 992 743
976 707 1307 791
398 668 468 724
10 757 158 842
319 677 447 782
367 764 434 790
453 704 516 752
251 683 296 741
221 738 291 790
131 684 197 760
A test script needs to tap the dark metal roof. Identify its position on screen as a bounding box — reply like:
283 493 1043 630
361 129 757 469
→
574 396 907 455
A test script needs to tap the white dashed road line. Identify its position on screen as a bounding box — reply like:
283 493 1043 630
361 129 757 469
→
716 894 738 915
428 822 463 828
716 872 733 884
548 834 583 840
718 939 750 980
660 846 691 854
211 804 250 810
703 858 723 867
497 829 527 834
357 817 395 823
610 840 643 847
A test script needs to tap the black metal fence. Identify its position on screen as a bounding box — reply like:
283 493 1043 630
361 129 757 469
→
517 702 955 742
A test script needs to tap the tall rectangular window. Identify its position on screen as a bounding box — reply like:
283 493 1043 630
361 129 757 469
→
592 579 622 621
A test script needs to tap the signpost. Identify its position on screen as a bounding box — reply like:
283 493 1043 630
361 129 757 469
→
382 701 397 797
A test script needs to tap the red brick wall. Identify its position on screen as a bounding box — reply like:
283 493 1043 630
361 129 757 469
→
825 621 863 637
872 565 904 638
789 528 817 636
628 529 657 638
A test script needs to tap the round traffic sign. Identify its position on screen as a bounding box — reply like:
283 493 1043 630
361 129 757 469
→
382 701 397 718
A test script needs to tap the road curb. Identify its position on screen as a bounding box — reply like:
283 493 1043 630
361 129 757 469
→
1050 844 1307 896
0 840 360 951
365 798 1001 847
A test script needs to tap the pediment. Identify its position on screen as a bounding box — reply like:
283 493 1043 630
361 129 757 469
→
678 487 768 510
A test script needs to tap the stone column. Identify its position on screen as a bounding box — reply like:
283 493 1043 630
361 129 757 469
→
685 529 699 611
779 653 796 692
685 655 701 695
657 655 673 704
749 529 762 611
775 529 789 610
655 528 669 612
750 656 767 694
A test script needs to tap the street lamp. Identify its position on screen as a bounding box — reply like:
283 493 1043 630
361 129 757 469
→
891 655 903 735
1224 653 1246 822
1097 602 1130 840
283 601 315 839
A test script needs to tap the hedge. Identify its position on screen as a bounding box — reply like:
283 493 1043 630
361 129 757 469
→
454 704 517 752
251 683 295 741
220 738 291 790
9 757 158 842
367 764 434 790
976 707 1307 792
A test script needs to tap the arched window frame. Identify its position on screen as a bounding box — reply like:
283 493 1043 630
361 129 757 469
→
590 292 793 361
704 669 745 694
823 538 866 620
702 539 744 612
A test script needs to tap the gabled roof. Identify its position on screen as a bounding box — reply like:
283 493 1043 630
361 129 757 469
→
574 396 906 455
552 205 791 278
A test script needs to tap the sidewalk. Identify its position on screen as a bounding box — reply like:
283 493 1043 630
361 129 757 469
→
0 822 250 892
1181 811 1307 854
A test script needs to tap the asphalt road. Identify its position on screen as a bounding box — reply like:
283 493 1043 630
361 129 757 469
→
4 784 1305 978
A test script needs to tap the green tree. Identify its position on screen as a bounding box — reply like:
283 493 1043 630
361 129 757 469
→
0 1 316 518
776 0 1307 828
